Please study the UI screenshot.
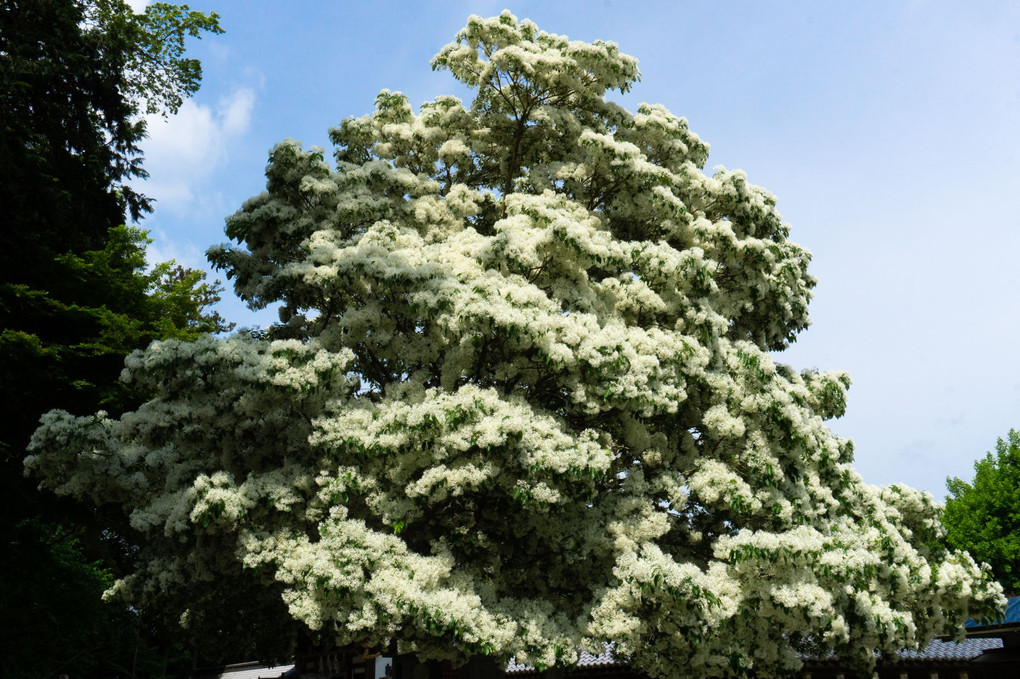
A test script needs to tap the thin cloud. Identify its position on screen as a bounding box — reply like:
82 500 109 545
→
138 87 256 213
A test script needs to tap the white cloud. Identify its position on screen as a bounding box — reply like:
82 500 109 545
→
220 88 255 136
134 86 263 328
138 87 256 213
145 228 208 272
125 0 148 13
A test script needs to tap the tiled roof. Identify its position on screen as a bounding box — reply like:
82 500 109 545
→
203 625 1015 679
507 643 621 674
895 637 1003 661
192 663 297 679
507 637 1006 674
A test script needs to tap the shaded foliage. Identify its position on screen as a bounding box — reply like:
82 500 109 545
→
0 1 232 676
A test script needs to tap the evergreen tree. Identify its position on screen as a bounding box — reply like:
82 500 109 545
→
1 1 228 676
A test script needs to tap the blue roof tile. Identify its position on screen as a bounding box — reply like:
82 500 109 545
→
966 595 1020 628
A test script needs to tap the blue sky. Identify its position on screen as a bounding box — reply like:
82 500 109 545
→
130 1 1020 498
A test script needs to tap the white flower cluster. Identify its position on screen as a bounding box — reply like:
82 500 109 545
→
26 10 1004 679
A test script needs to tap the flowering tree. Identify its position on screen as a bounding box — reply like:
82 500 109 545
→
27 12 1003 679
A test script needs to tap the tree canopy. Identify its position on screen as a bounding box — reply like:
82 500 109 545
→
27 11 1005 679
944 429 1020 596
1 0 226 676
0 0 228 454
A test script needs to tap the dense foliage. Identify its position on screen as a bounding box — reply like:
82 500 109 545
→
945 429 1020 596
27 12 1005 678
1 1 226 676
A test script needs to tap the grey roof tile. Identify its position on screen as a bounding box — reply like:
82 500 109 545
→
508 637 1007 673
507 643 621 673
895 637 1003 661
194 663 297 679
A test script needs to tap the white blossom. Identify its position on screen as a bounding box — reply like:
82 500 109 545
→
25 10 1003 679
